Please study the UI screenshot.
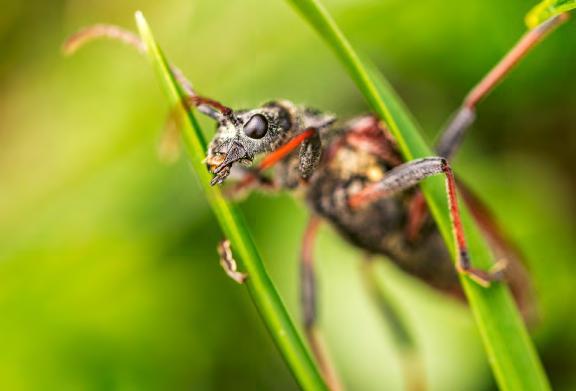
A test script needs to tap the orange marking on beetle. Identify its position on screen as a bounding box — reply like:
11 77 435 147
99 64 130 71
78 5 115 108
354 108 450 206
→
259 128 316 171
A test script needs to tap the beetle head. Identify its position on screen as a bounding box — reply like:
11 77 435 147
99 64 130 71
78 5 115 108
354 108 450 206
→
204 102 293 185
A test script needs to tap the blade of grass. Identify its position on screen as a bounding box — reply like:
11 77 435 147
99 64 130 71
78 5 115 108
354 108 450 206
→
362 260 426 391
526 0 575 28
283 1 551 390
134 11 327 391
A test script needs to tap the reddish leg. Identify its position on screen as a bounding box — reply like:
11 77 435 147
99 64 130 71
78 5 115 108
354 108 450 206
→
300 216 343 391
349 157 501 287
409 15 569 250
436 14 569 159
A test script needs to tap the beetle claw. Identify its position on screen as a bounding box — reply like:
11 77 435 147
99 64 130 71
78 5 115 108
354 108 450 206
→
217 239 247 284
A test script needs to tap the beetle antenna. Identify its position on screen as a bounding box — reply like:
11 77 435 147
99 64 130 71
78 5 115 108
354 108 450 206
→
187 95 238 124
63 24 229 122
62 24 145 55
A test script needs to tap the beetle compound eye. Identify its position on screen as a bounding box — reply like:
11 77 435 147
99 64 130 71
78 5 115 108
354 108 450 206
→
243 114 268 139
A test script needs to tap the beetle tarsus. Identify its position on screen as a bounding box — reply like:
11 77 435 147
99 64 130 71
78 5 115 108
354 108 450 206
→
217 240 247 284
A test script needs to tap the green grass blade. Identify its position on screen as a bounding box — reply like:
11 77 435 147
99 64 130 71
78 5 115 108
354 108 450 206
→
526 0 575 28
284 1 551 390
134 11 327 391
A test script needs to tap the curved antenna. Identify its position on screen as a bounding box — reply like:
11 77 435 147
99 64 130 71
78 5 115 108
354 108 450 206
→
63 24 234 122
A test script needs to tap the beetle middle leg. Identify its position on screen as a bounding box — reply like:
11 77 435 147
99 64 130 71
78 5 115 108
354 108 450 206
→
300 216 343 391
348 157 503 287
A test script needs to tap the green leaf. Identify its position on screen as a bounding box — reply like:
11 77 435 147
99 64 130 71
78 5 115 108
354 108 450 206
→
526 0 575 28
134 11 327 391
284 1 551 390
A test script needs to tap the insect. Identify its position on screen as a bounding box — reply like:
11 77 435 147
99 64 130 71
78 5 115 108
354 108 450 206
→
64 13 567 388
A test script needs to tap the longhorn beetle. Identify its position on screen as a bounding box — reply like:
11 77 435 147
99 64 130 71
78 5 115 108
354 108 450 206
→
64 13 568 388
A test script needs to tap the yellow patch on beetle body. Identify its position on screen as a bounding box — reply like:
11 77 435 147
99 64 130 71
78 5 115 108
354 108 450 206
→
330 147 385 182
366 166 384 182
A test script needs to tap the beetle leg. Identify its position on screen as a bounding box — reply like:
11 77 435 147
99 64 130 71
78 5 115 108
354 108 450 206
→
300 216 343 391
217 240 247 284
436 14 569 159
349 157 503 287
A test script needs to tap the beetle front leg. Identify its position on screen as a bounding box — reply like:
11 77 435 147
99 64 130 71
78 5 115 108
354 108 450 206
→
349 157 503 287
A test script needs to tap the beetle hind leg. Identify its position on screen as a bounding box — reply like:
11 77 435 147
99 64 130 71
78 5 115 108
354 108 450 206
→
349 157 504 287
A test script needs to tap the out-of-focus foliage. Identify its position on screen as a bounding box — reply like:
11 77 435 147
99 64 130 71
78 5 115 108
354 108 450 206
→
0 0 574 390
526 0 576 28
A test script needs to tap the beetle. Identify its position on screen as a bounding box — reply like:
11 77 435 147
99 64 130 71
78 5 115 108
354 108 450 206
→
63 13 568 387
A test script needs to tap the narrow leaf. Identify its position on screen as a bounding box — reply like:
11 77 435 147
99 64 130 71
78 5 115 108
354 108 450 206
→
526 0 575 28
284 1 551 390
134 11 327 391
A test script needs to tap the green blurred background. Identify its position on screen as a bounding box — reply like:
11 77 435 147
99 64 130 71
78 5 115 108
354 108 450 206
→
0 0 575 389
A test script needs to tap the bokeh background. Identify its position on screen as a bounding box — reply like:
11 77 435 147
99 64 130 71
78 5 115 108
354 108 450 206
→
0 0 575 389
